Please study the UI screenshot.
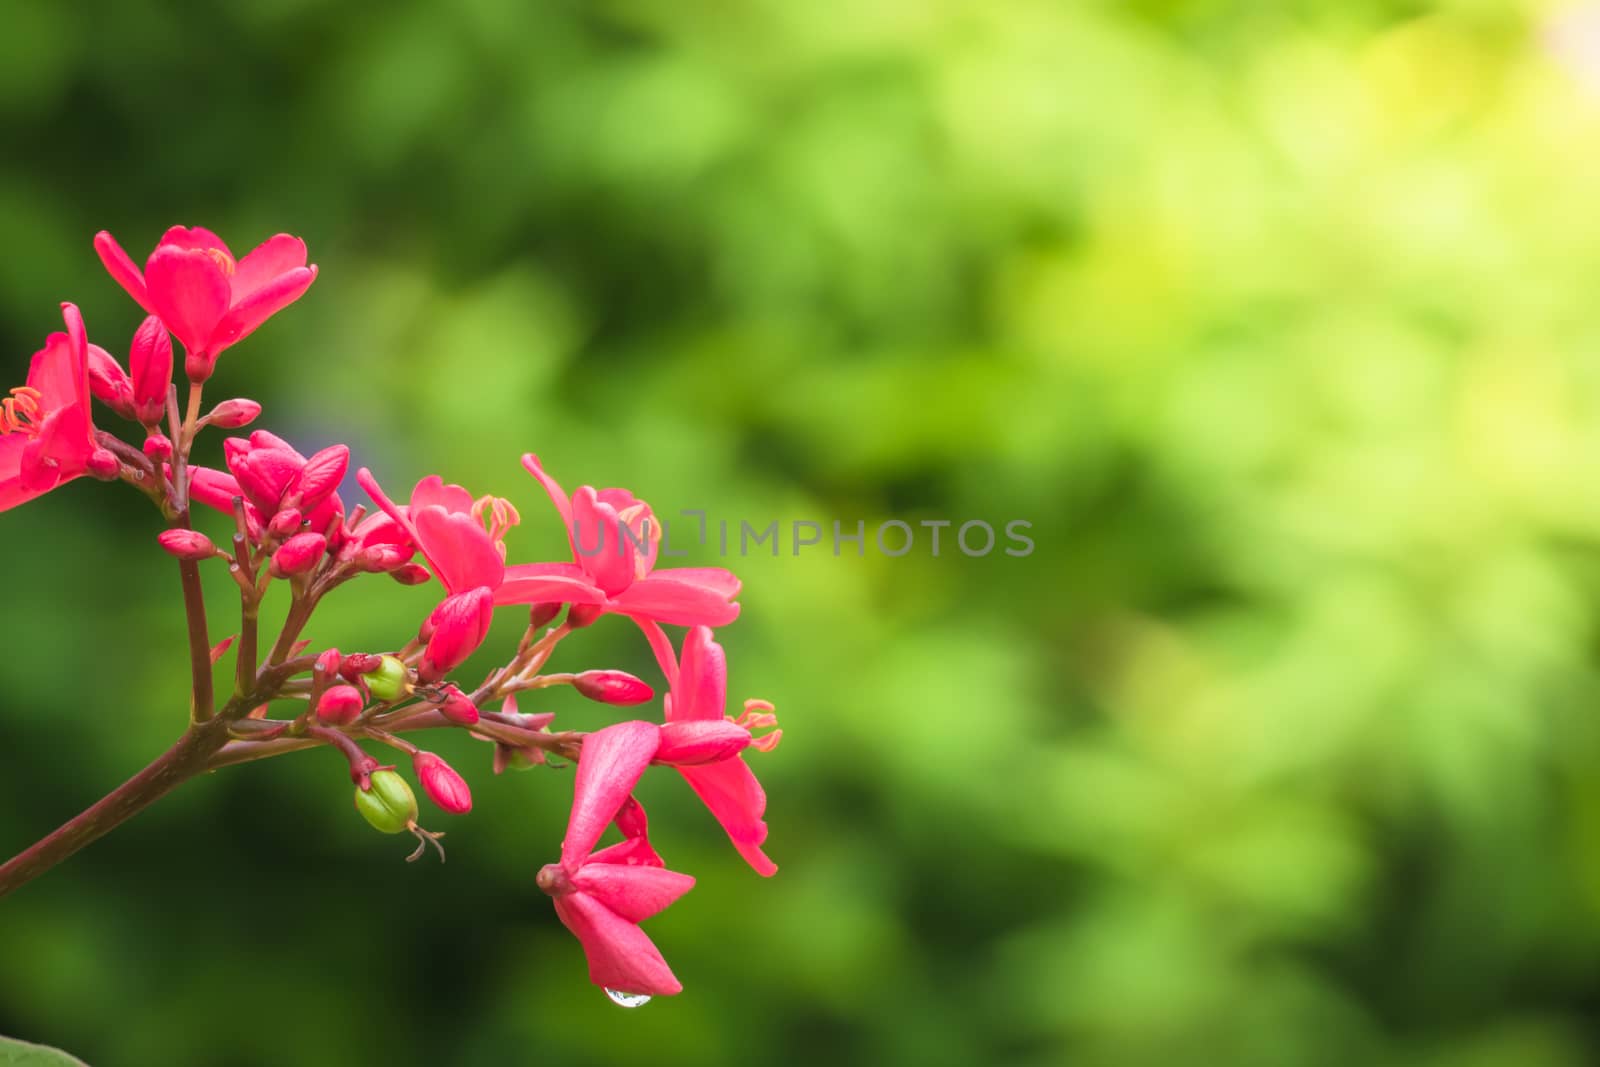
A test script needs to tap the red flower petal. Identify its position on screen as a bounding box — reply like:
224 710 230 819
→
211 265 317 352
230 233 308 303
551 892 683 997
93 231 152 313
144 247 231 356
562 721 662 869
612 573 741 627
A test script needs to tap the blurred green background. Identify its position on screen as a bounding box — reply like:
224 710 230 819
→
6 0 1600 1064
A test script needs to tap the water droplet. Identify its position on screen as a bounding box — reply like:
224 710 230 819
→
604 988 651 1008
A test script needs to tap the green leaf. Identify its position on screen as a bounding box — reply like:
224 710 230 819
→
0 1036 89 1066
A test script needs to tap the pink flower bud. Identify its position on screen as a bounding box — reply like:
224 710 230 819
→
267 508 304 539
86 344 136 419
419 587 495 681
283 445 349 514
206 398 261 429
529 602 562 629
315 647 342 678
128 315 173 424
390 563 432 585
270 531 328 578
157 528 216 561
142 434 173 462
568 603 602 629
413 752 472 814
653 720 752 766
359 543 412 572
437 684 480 725
85 448 120 480
315 684 365 726
572 670 654 706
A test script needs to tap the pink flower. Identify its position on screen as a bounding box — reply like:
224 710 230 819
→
664 626 780 877
357 470 522 680
187 431 348 540
495 454 742 640
356 470 514 597
2 304 115 512
94 226 318 380
537 721 693 998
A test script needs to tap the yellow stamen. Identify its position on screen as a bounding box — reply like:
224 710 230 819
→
0 385 44 437
205 247 236 277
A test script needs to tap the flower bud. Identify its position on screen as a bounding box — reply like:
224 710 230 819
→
653 719 752 765
354 769 417 834
266 508 304 540
315 684 365 726
270 531 327 578
413 752 472 814
142 434 173 462
572 670 654 706
128 315 173 424
157 528 216 561
282 444 349 514
359 543 412 572
85 448 121 481
567 603 602 629
418 587 495 681
361 655 409 702
206 398 261 429
390 563 432 585
86 344 136 420
315 647 342 678
529 602 562 629
437 684 480 725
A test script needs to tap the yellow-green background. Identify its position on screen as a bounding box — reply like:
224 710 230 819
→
6 1 1600 1064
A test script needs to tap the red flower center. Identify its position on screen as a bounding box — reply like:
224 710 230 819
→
0 386 43 438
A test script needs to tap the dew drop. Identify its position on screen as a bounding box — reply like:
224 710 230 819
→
604 988 651 1008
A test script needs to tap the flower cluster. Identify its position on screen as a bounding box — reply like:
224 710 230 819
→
0 225 781 1001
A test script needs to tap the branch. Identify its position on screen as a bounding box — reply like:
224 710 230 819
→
0 720 230 899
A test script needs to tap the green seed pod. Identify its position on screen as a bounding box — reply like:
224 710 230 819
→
362 655 409 703
354 769 418 834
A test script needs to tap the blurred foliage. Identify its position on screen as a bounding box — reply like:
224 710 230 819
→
6 0 1600 1064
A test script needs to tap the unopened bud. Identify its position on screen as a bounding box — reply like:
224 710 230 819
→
354 769 417 834
390 563 432 585
572 670 654 706
437 684 479 725
361 655 409 702
85 448 120 480
315 647 342 678
270 531 327 578
418 587 495 681
529 602 561 629
283 445 349 514
206 398 261 429
142 434 173 462
128 315 173 424
413 752 472 814
567 603 602 629
315 684 365 726
266 508 304 539
157 528 216 561
359 543 412 572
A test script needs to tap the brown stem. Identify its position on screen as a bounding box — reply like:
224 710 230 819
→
178 542 215 723
0 721 230 899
